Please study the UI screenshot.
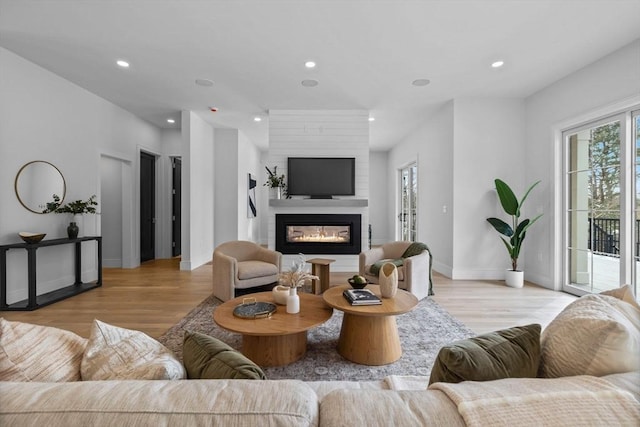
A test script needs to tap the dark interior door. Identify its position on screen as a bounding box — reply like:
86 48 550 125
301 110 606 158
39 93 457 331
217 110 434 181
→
140 152 155 262
172 157 182 257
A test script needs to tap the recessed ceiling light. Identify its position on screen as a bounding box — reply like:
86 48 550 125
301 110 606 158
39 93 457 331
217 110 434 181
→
305 61 316 68
195 78 214 87
491 60 505 68
412 79 430 87
116 60 130 68
254 117 262 122
368 117 375 122
301 79 319 87
167 118 175 124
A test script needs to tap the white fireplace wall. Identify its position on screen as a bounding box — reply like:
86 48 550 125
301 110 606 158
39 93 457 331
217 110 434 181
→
267 110 370 271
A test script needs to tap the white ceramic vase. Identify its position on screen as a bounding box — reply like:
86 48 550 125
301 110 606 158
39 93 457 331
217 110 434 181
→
379 262 398 298
505 269 524 288
272 285 290 305
286 286 300 313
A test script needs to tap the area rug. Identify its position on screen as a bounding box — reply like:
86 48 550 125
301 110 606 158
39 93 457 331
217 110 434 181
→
158 294 476 381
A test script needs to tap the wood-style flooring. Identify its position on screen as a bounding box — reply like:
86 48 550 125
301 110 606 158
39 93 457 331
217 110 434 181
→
0 258 577 338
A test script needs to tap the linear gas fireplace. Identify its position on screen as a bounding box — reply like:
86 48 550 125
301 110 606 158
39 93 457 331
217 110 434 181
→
276 214 361 255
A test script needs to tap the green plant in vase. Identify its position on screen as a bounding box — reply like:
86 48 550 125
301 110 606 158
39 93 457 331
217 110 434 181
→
486 179 542 287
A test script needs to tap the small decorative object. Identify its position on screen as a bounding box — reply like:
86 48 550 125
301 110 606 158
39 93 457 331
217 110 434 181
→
486 179 542 288
67 222 79 239
286 286 300 314
233 298 277 319
264 166 286 199
247 173 257 218
272 285 290 305
347 274 369 289
379 262 398 298
18 232 46 244
277 253 318 314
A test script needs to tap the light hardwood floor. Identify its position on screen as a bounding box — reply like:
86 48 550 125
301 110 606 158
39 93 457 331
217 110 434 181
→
1 258 577 338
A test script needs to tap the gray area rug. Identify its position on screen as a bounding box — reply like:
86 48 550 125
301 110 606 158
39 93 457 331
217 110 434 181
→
158 294 475 381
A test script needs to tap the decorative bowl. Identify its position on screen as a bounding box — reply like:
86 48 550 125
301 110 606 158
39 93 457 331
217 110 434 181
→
348 277 369 289
18 232 46 244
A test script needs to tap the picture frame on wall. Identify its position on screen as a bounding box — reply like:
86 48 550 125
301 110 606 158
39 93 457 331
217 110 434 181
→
248 173 257 218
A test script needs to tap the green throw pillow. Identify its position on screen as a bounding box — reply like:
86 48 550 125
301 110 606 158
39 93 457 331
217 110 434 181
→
428 324 541 385
182 331 266 380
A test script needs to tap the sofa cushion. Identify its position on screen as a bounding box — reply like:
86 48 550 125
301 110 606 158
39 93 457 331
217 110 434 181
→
237 260 278 280
429 324 541 385
0 318 87 382
0 379 319 426
81 319 185 380
183 330 266 379
539 293 640 378
600 284 640 310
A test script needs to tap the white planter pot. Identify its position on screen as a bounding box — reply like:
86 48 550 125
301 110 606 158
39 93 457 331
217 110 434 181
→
505 270 524 288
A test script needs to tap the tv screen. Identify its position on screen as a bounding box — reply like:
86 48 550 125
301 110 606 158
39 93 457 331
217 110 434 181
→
287 157 355 198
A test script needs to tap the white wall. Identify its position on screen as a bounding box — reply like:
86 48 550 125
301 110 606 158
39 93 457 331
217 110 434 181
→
388 102 454 275
524 39 640 290
0 47 165 304
452 98 526 280
237 131 261 242
214 129 239 248
180 111 215 270
100 156 124 267
368 151 390 246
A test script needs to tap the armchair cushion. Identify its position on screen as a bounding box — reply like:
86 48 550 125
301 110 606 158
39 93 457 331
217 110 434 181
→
237 260 279 280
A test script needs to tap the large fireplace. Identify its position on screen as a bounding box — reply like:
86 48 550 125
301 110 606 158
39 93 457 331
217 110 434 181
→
276 214 361 255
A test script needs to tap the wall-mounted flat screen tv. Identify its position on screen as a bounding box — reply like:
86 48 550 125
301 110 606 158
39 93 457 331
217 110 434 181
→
287 157 355 198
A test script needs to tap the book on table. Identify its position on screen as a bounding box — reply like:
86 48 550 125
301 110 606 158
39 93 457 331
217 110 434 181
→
343 288 382 305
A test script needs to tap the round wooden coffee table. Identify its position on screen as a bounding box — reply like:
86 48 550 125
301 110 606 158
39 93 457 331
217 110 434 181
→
323 284 418 365
213 291 332 367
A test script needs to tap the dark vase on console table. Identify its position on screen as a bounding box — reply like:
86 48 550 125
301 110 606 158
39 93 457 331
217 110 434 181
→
67 222 79 239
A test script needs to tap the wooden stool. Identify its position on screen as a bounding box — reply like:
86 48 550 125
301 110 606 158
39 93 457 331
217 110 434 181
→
306 258 335 294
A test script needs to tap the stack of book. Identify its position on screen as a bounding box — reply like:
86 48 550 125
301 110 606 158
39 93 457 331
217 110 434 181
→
343 288 382 305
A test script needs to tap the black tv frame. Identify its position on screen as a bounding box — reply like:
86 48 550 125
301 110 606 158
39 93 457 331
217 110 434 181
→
287 157 355 199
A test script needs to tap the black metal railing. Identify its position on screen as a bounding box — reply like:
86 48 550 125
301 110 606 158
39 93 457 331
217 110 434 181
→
588 218 619 255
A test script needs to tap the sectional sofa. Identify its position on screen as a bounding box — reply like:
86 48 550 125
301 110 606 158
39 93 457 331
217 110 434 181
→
1 286 639 426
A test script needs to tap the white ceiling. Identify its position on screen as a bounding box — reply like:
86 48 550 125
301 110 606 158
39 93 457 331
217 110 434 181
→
1 0 639 150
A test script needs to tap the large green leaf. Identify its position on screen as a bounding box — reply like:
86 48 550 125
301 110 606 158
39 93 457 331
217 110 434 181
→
487 217 513 237
516 180 541 217
495 179 518 216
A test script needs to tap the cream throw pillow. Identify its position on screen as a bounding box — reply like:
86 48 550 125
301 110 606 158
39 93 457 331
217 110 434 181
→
539 293 640 378
81 319 185 380
0 318 87 382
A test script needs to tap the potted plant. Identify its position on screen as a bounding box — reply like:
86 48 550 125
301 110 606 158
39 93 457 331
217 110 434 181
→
486 179 542 288
264 166 286 199
43 194 98 238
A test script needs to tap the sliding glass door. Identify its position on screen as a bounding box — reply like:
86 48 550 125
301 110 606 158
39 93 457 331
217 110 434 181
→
399 163 418 242
563 109 639 299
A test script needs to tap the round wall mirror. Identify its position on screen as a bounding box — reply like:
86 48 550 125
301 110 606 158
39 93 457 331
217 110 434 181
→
15 160 66 214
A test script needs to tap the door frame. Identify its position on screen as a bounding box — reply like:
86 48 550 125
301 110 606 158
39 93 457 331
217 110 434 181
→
552 95 640 293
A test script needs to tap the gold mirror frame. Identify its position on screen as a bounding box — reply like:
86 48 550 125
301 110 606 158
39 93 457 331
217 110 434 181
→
14 160 67 214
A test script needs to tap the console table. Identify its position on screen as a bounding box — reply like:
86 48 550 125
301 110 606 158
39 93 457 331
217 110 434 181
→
0 236 102 311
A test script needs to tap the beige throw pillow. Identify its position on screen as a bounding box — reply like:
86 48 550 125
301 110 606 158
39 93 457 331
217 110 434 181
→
539 294 640 378
0 318 87 382
81 319 185 380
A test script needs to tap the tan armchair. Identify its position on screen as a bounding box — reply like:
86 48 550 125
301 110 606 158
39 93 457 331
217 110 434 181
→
359 241 433 300
212 241 282 302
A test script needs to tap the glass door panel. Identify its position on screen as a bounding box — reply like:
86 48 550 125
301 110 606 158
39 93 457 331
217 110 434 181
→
565 119 621 294
399 163 418 241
